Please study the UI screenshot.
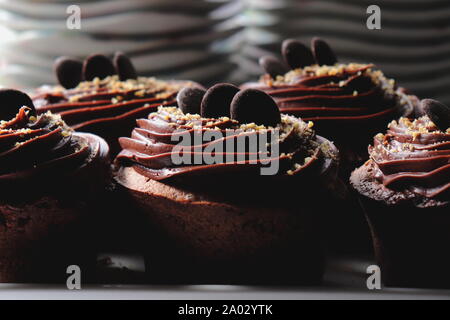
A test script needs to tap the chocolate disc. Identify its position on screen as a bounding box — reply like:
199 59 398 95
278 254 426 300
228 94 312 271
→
259 56 289 78
83 54 116 81
230 89 281 127
177 87 206 115
0 89 36 120
200 83 239 118
422 99 450 131
312 37 337 66
113 52 137 81
54 57 83 89
281 39 315 69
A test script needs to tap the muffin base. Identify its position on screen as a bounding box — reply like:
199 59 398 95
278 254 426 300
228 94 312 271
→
115 166 326 285
0 196 95 283
322 187 373 255
0 132 110 283
351 164 450 288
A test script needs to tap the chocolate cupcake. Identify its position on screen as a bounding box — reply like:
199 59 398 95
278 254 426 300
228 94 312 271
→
32 53 200 154
0 89 110 282
350 99 450 288
243 38 418 175
243 38 421 253
113 85 340 284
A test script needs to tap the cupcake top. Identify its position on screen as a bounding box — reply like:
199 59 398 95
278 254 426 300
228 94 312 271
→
0 89 109 198
33 75 197 132
115 85 338 185
243 38 417 140
352 99 449 207
32 53 199 150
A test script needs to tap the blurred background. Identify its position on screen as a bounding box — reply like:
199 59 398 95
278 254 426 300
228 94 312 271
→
0 0 450 104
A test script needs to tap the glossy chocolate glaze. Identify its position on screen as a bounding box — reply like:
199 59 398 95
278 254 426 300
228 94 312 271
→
116 106 338 183
32 76 200 155
243 64 416 141
0 107 109 197
33 76 198 132
370 116 450 199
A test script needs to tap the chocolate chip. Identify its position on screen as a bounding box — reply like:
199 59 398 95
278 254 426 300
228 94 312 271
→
421 99 450 131
259 56 289 78
177 87 206 115
54 57 83 89
230 89 281 127
0 89 35 121
113 52 137 81
83 54 116 81
281 39 315 69
312 37 337 66
200 83 239 118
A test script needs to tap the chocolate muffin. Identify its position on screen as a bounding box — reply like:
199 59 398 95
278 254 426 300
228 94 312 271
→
0 89 110 282
32 53 200 154
243 38 418 175
350 99 450 288
113 85 340 284
243 38 421 253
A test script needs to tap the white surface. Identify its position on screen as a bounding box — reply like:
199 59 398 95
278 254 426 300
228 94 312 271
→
1 255 449 300
0 284 449 300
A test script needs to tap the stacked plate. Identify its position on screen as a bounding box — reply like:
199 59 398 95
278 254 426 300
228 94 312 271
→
240 0 450 105
0 0 244 89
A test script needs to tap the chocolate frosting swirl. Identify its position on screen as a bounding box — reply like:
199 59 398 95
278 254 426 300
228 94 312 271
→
0 106 109 197
116 106 338 184
243 64 416 140
369 116 450 200
33 76 198 132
